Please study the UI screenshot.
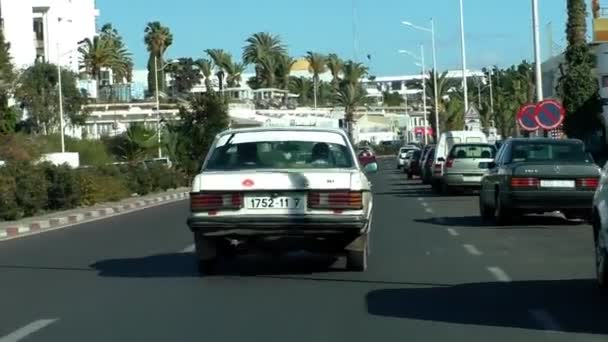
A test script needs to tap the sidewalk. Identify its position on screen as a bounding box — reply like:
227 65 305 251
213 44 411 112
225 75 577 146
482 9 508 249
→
0 187 190 241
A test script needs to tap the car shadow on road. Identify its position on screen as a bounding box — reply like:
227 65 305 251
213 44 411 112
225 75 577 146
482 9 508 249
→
366 279 608 335
415 215 587 228
91 253 346 278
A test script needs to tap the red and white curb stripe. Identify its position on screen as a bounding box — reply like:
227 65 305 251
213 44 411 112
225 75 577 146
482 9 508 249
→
0 192 189 240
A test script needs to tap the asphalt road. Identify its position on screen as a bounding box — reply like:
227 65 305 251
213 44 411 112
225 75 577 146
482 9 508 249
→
1 159 607 341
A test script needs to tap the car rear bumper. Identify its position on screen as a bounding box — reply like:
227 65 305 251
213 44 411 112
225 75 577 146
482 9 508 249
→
444 174 484 187
506 190 595 210
187 214 369 237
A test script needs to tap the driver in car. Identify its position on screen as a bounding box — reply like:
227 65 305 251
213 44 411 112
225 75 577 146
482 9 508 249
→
310 142 331 166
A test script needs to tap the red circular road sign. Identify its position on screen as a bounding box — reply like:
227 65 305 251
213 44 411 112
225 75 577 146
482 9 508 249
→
534 99 565 130
517 104 538 131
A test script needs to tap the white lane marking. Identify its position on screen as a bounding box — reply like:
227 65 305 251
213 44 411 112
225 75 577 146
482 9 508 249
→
529 309 562 332
421 202 428 207
425 208 433 214
446 228 459 236
180 244 195 253
0 319 58 342
463 244 482 256
487 266 511 282
417 197 424 201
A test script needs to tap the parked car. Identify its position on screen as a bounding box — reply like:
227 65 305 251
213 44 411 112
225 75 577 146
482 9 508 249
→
402 150 415 174
432 131 488 192
440 143 497 193
358 146 377 167
406 149 423 179
187 127 377 274
592 160 608 289
479 138 600 225
421 146 436 185
396 146 419 169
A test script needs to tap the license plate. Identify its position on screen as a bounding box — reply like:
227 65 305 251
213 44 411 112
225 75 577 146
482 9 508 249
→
540 180 575 188
463 176 482 182
246 196 303 209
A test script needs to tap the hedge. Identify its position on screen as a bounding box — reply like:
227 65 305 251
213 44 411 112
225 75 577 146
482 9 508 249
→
0 162 189 221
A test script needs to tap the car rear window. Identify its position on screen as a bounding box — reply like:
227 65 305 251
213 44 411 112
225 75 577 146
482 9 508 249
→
511 142 591 163
449 144 496 159
205 132 355 170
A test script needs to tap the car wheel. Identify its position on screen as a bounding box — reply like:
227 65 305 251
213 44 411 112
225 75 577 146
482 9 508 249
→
494 194 512 225
197 259 218 275
431 181 441 194
441 182 451 195
407 172 413 179
346 237 368 272
479 195 493 221
594 220 608 289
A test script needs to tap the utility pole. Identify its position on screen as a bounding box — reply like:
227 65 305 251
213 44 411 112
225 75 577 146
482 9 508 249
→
459 0 469 112
154 55 162 159
57 42 65 153
421 44 428 145
532 0 544 136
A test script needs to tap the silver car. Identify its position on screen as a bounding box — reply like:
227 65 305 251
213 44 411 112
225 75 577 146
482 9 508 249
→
396 146 419 169
440 143 496 193
592 161 608 289
187 127 377 275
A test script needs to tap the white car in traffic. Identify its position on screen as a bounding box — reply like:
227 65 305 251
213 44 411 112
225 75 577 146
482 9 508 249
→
187 127 377 274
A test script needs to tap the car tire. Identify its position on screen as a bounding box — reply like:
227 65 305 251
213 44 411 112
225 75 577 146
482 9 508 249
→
407 172 413 179
441 182 451 195
479 195 493 221
494 194 512 225
346 238 369 272
197 259 218 275
594 219 608 289
431 181 441 194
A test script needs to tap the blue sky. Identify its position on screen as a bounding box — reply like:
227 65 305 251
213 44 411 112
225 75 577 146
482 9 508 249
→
99 0 571 76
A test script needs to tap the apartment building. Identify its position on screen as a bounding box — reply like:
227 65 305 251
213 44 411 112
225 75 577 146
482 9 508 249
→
0 0 99 72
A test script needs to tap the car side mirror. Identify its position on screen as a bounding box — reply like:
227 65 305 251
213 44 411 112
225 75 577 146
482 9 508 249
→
363 162 378 174
437 157 445 162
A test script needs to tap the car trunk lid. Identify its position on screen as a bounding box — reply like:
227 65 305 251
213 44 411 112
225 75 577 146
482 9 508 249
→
195 169 354 191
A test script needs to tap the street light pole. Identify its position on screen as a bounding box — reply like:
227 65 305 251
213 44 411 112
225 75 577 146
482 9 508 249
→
420 45 428 146
532 0 543 103
430 18 440 140
488 67 494 114
57 42 65 153
154 55 162 159
459 0 469 112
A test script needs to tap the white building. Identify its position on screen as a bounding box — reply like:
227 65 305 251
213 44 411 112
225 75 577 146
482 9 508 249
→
0 0 99 72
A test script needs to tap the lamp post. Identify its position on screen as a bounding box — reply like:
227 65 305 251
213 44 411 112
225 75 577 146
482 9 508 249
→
398 48 428 145
57 42 65 153
402 18 440 139
154 57 178 159
459 0 469 112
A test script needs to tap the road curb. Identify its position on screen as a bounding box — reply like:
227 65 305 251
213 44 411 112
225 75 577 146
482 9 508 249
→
0 191 190 241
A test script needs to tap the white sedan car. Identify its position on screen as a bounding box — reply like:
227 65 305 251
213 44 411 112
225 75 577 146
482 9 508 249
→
187 127 377 275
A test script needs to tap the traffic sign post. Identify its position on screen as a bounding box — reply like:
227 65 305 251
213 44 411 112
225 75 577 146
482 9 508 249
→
516 100 565 139
517 104 539 136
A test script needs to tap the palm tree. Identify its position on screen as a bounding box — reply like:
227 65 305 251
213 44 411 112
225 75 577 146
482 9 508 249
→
341 60 368 86
335 84 366 141
205 49 232 91
305 51 327 108
326 53 343 89
243 32 286 87
289 76 313 106
258 55 278 88
78 36 116 95
225 61 246 88
275 54 296 90
196 58 214 93
144 21 173 95
99 23 133 84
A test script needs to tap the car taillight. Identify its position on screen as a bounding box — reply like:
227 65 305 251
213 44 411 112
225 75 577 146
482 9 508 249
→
577 178 599 189
510 177 539 188
445 158 454 168
308 191 363 210
190 192 243 212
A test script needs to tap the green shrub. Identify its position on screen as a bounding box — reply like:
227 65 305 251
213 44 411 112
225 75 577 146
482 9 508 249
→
43 163 81 210
11 164 48 217
75 168 129 205
0 173 19 220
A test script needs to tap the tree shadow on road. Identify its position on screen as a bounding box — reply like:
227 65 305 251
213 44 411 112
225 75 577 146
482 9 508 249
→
366 279 608 335
415 215 587 228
